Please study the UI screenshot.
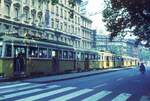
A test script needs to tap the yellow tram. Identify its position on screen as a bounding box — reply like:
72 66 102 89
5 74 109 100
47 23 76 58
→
0 34 139 78
0 35 76 78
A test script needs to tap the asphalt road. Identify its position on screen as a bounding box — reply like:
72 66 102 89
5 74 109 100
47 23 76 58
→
0 67 150 101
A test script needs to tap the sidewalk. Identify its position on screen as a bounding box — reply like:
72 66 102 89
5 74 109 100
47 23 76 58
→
23 67 134 83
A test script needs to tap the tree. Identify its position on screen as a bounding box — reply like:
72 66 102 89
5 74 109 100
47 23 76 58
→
103 0 150 47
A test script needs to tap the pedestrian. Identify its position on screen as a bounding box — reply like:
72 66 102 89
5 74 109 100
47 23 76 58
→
84 57 89 71
139 63 146 74
19 52 25 75
16 54 21 74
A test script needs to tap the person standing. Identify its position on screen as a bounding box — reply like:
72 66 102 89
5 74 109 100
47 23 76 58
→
19 52 25 75
139 63 146 74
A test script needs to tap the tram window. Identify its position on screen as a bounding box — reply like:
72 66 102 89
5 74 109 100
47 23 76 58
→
0 46 2 57
85 54 88 59
68 51 73 59
81 53 84 60
28 47 38 58
93 54 96 60
90 55 92 60
77 52 81 60
59 50 62 59
48 49 52 58
96 55 98 60
98 56 101 60
106 56 109 61
39 48 48 58
52 51 56 57
101 56 103 60
90 54 93 60
63 51 68 59
5 45 12 57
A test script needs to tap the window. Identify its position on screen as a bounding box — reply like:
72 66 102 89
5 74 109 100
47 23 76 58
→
24 9 28 21
71 25 74 34
75 27 77 34
59 50 62 59
32 0 35 6
106 56 109 61
60 8 63 17
64 23 67 32
64 10 67 19
39 48 47 58
38 0 42 9
28 47 38 58
38 14 42 24
81 53 84 60
5 45 12 57
15 8 19 19
51 19 54 28
6 5 10 16
32 13 36 24
75 16 77 24
48 49 52 58
52 50 56 57
60 22 63 30
56 6 59 15
56 21 59 30
68 25 71 33
63 51 68 59
68 51 74 59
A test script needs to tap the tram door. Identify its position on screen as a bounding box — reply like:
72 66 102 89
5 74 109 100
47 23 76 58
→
52 50 60 74
13 46 27 76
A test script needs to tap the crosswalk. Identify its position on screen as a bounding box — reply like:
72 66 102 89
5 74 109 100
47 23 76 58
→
0 82 149 101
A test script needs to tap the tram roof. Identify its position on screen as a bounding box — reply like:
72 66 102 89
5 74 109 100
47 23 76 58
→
0 35 74 49
74 48 98 53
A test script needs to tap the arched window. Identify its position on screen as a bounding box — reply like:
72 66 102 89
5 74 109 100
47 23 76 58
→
15 8 19 19
5 4 10 16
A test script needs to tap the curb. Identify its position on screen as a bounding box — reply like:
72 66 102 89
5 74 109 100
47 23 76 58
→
0 68 133 83
23 68 132 83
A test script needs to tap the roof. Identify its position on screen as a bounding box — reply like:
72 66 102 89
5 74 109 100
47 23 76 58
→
0 34 74 49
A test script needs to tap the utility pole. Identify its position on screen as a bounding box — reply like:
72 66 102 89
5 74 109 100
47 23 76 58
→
105 36 108 51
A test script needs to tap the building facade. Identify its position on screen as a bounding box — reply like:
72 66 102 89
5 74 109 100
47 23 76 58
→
96 34 138 57
80 0 88 15
0 0 94 50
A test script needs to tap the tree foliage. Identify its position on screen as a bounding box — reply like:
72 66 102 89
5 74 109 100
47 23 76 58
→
103 0 150 47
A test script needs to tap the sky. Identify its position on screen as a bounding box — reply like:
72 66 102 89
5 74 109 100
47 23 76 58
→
84 0 107 34
83 0 137 39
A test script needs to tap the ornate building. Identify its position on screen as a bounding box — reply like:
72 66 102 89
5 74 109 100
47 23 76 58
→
0 0 94 50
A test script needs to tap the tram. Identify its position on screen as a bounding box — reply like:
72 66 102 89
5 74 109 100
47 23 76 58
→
0 34 76 78
0 34 138 78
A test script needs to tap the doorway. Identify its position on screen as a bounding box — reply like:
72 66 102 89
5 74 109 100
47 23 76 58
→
52 49 60 74
13 46 27 76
